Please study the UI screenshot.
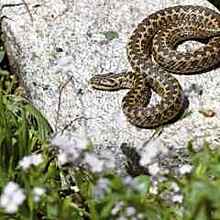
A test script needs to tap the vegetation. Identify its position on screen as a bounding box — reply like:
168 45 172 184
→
0 1 220 219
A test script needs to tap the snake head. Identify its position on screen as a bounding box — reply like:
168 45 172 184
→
89 73 123 91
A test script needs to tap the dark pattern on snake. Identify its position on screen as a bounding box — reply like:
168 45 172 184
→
89 5 220 128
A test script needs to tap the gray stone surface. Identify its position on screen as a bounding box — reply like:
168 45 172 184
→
1 0 220 173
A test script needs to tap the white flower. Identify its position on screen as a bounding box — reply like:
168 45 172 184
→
4 202 18 214
137 213 144 219
126 206 136 216
4 182 19 195
18 156 32 170
111 201 124 215
171 182 180 192
33 187 45 196
33 187 46 202
100 150 116 170
71 186 80 193
51 134 87 152
13 190 26 205
0 194 10 207
172 194 183 203
19 154 43 170
31 154 43 166
123 176 136 187
93 178 110 199
51 134 72 149
149 185 158 195
0 182 26 213
139 140 162 166
84 153 104 173
179 164 193 175
148 163 160 176
57 151 68 165
51 134 88 164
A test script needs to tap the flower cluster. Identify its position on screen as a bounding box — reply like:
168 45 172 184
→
51 134 116 173
51 134 87 165
111 201 144 220
18 153 43 170
0 182 25 214
0 182 46 214
33 187 46 202
93 178 110 199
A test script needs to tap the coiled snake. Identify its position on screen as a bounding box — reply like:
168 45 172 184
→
89 5 220 129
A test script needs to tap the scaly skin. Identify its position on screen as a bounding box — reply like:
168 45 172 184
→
89 5 220 129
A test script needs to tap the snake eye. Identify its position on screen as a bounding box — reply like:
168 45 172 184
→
89 74 120 90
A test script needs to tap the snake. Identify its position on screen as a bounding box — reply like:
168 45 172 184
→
89 5 220 129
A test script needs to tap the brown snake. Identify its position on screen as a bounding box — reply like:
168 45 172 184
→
89 5 220 129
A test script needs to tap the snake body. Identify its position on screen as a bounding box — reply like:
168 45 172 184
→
89 5 220 128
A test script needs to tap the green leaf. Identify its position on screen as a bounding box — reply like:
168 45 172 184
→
0 50 5 63
134 175 150 193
